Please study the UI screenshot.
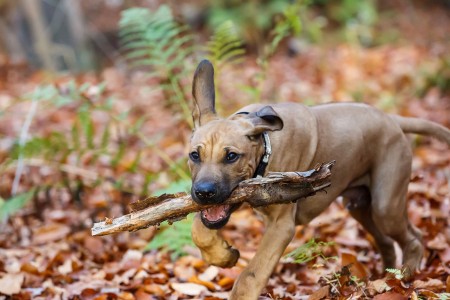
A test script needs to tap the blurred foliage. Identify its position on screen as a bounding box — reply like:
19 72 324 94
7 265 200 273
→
0 81 189 221
207 0 381 47
418 56 450 97
206 20 245 70
322 0 378 46
120 5 249 119
0 190 35 222
286 238 337 264
120 5 194 124
144 179 193 258
208 0 293 52
145 212 195 259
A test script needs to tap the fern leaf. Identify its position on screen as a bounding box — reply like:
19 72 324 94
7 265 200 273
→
207 20 245 68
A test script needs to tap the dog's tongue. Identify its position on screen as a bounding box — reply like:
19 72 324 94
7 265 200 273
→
203 205 230 222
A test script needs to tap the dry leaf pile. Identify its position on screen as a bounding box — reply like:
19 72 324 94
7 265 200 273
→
0 1 449 299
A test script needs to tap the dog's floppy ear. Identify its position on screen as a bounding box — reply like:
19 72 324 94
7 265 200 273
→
192 60 217 127
245 106 283 135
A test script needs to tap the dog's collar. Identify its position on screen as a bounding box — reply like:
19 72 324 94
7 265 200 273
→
235 111 272 178
253 132 272 178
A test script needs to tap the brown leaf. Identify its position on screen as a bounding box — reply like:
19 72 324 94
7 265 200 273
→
413 278 445 290
374 291 408 300
217 277 235 290
135 288 153 300
84 236 105 256
367 279 389 296
308 286 329 300
0 273 24 295
32 224 71 245
143 284 166 297
199 266 219 282
340 251 369 279
171 282 207 296
120 249 143 270
188 275 216 291
427 233 447 250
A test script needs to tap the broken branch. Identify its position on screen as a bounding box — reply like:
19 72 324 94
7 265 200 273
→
91 161 334 236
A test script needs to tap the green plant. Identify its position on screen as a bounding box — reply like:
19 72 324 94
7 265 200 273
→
120 5 195 125
385 268 405 280
437 293 450 300
286 238 337 263
206 20 245 70
0 81 192 221
208 0 293 52
321 0 378 46
145 213 195 259
206 20 245 111
243 0 305 103
144 179 194 258
0 190 35 222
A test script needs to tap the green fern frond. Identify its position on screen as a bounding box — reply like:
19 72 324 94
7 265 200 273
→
145 214 195 259
385 268 404 280
119 5 194 73
207 20 245 69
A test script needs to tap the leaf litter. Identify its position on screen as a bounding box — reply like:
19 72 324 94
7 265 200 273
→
1 2 450 299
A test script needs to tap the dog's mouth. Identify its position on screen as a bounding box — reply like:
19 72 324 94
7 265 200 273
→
200 203 240 229
200 204 231 229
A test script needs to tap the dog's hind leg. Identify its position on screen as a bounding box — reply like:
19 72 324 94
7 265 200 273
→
342 186 396 270
191 213 240 268
370 145 423 280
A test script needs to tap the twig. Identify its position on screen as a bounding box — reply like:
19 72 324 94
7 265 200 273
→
11 95 39 195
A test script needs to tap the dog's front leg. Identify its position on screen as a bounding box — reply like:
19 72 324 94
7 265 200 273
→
191 213 240 268
230 205 296 300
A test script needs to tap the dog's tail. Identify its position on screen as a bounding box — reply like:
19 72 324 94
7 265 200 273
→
391 115 450 144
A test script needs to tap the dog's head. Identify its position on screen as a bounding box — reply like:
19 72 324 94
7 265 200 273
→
189 60 283 229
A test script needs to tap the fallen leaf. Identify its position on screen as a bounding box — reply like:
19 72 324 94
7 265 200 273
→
367 279 389 295
57 258 73 275
135 288 153 300
120 249 143 269
374 291 408 300
427 233 447 250
0 273 24 295
308 286 329 300
413 278 445 290
189 275 216 291
143 284 166 296
171 282 207 296
198 266 219 282
32 224 71 245
340 251 369 279
218 277 235 290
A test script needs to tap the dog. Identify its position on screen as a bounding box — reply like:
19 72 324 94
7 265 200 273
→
188 60 450 299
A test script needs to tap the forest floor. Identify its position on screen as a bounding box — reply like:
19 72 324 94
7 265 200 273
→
0 1 449 299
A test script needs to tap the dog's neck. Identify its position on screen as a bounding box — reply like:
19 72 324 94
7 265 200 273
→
253 132 272 178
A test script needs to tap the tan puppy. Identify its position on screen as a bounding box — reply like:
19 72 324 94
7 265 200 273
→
188 60 450 299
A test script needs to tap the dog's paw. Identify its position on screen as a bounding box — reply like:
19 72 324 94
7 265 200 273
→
202 246 240 268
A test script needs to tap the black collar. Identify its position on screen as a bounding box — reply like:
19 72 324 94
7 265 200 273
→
235 111 272 178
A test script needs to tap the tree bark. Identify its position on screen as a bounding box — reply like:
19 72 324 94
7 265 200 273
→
91 161 334 236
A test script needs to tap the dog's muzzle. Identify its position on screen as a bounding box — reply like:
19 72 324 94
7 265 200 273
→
192 181 238 229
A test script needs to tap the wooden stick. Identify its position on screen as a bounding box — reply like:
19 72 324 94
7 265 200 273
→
91 161 334 236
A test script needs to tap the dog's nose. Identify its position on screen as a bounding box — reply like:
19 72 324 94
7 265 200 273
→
194 182 217 203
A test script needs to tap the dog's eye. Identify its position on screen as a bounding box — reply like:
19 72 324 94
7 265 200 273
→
190 151 200 162
225 152 239 163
